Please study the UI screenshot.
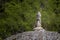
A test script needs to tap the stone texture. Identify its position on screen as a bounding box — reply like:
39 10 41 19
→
4 31 60 40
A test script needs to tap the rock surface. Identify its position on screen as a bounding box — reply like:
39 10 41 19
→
4 31 60 40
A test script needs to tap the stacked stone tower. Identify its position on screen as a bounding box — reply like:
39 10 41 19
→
34 11 44 31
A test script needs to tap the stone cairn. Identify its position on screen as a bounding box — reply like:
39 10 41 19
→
4 12 60 40
34 12 43 30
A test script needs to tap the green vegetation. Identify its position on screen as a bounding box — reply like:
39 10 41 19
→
0 0 60 40
41 0 60 31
